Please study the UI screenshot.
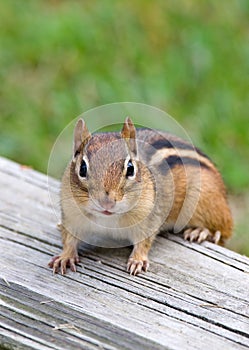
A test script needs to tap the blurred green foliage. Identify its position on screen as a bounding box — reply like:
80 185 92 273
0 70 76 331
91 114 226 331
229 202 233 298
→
0 0 249 254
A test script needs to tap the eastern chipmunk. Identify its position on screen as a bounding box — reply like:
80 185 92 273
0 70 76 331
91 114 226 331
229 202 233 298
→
49 117 233 275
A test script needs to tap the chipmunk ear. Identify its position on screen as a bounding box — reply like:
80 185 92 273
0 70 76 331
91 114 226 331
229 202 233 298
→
121 117 137 157
73 118 91 157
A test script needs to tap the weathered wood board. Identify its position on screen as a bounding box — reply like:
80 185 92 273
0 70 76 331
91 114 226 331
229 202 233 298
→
0 156 249 350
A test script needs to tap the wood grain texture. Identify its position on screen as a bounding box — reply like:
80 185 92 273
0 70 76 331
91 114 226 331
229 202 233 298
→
0 156 249 350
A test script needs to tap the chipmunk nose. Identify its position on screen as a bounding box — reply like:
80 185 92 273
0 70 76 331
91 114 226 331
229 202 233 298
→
99 193 116 211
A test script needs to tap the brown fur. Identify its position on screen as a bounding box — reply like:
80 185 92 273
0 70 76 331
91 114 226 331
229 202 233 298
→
49 118 233 275
166 163 232 241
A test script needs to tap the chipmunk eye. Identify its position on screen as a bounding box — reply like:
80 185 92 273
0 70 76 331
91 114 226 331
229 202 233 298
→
126 159 135 178
79 159 87 178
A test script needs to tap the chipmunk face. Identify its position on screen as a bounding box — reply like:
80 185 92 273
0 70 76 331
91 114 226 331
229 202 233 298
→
71 118 149 219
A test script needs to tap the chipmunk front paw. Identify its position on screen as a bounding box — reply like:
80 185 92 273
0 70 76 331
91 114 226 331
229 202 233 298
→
127 257 149 275
48 253 80 275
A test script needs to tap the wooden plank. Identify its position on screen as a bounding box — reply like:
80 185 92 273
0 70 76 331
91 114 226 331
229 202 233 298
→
1 280 162 350
0 156 249 350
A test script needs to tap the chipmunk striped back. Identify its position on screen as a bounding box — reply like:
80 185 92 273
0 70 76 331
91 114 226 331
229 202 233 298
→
137 128 215 173
135 127 232 241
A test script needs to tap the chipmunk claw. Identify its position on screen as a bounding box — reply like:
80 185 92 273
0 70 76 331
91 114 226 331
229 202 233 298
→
48 254 79 275
183 227 221 244
127 258 149 275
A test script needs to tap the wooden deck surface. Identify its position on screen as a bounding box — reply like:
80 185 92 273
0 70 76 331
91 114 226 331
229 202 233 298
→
0 156 249 350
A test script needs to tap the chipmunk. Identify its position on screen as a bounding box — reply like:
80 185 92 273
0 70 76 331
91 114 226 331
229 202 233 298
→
48 117 233 275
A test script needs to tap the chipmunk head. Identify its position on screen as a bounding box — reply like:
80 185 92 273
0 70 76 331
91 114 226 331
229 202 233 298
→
71 117 152 218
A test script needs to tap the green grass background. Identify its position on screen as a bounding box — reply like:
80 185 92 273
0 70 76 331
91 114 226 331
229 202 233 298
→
0 1 249 253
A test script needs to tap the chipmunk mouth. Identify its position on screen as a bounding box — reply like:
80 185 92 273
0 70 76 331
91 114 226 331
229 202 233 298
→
101 210 113 216
93 209 114 216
